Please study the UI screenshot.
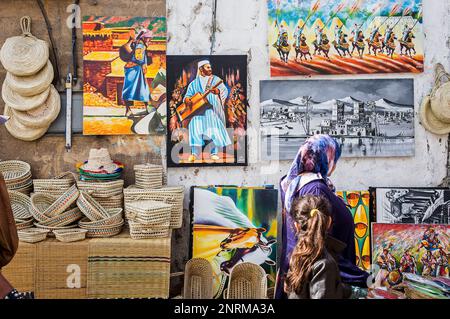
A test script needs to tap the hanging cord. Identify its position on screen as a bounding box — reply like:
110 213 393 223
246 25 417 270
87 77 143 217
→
36 0 61 86
20 16 35 37
209 0 218 55
72 0 80 84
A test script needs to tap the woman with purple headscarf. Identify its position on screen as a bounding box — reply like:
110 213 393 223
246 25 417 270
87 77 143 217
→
275 134 369 299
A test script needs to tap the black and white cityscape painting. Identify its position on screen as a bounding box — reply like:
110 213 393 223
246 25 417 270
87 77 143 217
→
260 79 414 161
376 188 450 224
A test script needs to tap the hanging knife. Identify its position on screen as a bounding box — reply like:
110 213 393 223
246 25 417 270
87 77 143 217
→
65 71 73 152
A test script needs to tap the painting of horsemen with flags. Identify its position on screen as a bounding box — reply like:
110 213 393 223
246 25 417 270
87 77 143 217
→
191 186 278 298
268 0 424 76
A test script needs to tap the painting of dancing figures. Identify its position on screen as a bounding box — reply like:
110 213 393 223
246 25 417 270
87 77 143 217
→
268 0 424 76
83 16 167 135
167 56 248 166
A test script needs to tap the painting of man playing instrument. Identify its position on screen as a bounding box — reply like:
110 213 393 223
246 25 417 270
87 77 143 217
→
167 56 248 167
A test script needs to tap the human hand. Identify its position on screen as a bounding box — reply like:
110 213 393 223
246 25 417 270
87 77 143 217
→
169 115 180 131
142 65 148 74
210 87 220 95
185 97 193 108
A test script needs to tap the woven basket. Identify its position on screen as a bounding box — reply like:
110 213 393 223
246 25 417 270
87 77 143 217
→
125 200 171 226
134 164 163 189
33 222 78 237
53 228 88 243
17 228 49 243
76 191 110 221
0 16 49 76
95 194 123 209
5 60 53 97
84 220 124 238
30 185 79 221
38 207 83 227
78 209 124 228
8 190 32 220
33 173 75 196
128 221 170 239
183 258 214 299
0 160 31 182
76 179 124 198
124 186 184 228
11 84 60 128
225 262 268 299
16 218 34 230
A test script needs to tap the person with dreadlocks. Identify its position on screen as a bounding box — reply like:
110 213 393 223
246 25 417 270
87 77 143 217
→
284 195 352 299
275 134 369 299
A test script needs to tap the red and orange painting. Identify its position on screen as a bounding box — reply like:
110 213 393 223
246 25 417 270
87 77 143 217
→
82 16 167 135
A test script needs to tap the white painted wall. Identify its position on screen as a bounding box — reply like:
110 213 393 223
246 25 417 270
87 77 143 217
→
165 0 450 192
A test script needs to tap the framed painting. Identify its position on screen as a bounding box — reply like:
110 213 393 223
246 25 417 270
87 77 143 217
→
267 0 424 76
191 186 278 298
372 223 449 284
260 79 414 161
167 55 248 167
375 187 450 224
337 191 371 271
82 16 167 135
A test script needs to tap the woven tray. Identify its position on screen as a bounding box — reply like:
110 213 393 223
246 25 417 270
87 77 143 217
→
76 191 110 221
16 218 34 230
78 209 124 229
126 200 171 226
128 221 170 239
34 222 78 237
18 228 49 243
84 220 124 238
124 186 184 229
8 190 33 220
53 228 88 243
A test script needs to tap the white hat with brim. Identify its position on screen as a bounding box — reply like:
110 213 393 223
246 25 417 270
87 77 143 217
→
5 60 54 97
3 104 49 141
2 80 51 111
11 84 60 128
0 17 49 76
430 81 450 124
80 148 119 173
419 95 450 135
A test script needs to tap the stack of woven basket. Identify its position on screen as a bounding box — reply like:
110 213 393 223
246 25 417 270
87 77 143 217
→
0 160 33 195
0 16 60 141
76 191 124 238
26 184 86 243
76 179 124 210
8 190 34 231
124 163 184 239
33 172 76 196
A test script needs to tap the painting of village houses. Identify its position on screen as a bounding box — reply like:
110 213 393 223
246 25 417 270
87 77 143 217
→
268 0 424 76
82 16 167 135
260 79 414 161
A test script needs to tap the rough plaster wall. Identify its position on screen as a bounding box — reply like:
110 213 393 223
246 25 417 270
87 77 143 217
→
167 0 450 191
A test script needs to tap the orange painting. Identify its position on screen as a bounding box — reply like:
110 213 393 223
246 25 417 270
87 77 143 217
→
82 16 167 135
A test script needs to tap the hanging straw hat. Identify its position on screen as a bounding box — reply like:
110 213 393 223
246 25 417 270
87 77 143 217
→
5 60 54 97
80 148 120 174
430 64 450 123
2 80 51 111
420 64 450 135
11 85 60 128
3 105 49 141
0 16 49 76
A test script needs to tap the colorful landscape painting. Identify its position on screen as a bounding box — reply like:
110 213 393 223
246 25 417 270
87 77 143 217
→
82 16 167 135
268 0 424 76
192 186 278 298
372 223 449 286
337 191 370 271
167 56 248 167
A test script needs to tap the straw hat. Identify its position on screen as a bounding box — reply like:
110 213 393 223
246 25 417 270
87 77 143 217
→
11 85 60 128
3 104 49 141
80 148 119 173
2 80 51 111
0 16 49 76
5 60 54 97
420 64 450 135
430 64 450 123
